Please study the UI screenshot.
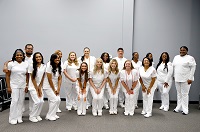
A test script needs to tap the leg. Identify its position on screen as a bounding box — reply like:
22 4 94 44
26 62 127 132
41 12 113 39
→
181 82 191 114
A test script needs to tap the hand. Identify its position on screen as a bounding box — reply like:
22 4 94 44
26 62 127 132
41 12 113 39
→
7 87 12 94
25 87 28 93
130 89 134 94
78 95 80 101
56 90 60 96
82 89 86 94
164 82 169 88
187 80 192 85
84 97 86 102
113 89 116 95
71 78 77 82
97 88 101 94
147 88 151 95
94 88 98 94
142 86 146 93
37 88 42 98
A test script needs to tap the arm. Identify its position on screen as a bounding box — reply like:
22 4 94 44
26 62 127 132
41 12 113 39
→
63 69 77 82
147 77 156 94
131 80 138 90
139 77 146 92
57 75 62 95
3 60 11 73
188 65 196 84
89 78 98 94
121 81 131 94
46 73 56 94
6 70 12 94
25 72 29 93
164 63 173 87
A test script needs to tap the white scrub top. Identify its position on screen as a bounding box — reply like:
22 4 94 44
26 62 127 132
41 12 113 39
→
78 56 96 72
63 61 79 83
28 64 46 90
90 71 107 88
173 55 196 82
8 61 28 89
131 60 142 71
156 62 173 83
107 72 120 88
113 57 127 71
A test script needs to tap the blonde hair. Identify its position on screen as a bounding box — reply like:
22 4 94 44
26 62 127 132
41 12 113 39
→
122 60 134 70
55 50 62 55
67 52 79 66
108 59 119 75
93 58 104 74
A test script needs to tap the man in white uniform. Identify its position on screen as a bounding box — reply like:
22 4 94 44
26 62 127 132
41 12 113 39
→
173 46 196 115
113 48 127 108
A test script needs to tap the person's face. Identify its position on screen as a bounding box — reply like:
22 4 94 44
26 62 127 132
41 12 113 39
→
125 61 132 69
180 48 187 56
143 58 150 67
15 52 24 63
134 53 139 60
148 54 153 60
69 53 76 61
96 60 103 68
54 56 60 64
81 63 87 72
111 61 117 69
117 50 124 58
35 53 42 63
25 45 33 56
162 53 167 61
84 48 90 56
58 52 62 59
103 53 109 62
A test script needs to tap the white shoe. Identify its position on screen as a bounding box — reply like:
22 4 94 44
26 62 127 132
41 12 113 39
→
104 105 109 110
10 120 17 125
17 118 23 123
46 117 56 121
159 105 164 110
82 112 86 115
163 107 169 112
113 111 118 115
135 105 139 109
124 112 128 116
36 116 42 121
98 112 102 116
73 106 78 110
141 111 146 115
109 111 114 115
144 113 152 118
29 117 38 123
77 111 82 116
129 112 134 116
119 103 125 108
93 112 97 116
57 109 62 113
55 115 60 119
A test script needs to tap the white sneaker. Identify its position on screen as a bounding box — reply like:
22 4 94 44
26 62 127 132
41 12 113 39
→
36 116 42 121
129 112 134 116
17 118 23 123
113 111 118 115
77 111 82 116
98 112 102 116
46 117 56 121
159 105 164 110
109 111 114 115
29 117 38 123
124 112 128 116
119 103 125 108
141 111 146 115
163 107 169 112
104 105 109 109
73 106 78 111
144 113 152 118
10 120 17 125
55 115 60 119
57 109 62 113
93 112 97 116
135 105 139 109
82 112 86 115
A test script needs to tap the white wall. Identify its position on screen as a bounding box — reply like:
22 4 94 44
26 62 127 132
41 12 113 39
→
133 0 200 101
0 0 134 97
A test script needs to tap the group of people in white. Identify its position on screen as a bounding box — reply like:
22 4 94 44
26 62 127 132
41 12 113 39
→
4 44 196 125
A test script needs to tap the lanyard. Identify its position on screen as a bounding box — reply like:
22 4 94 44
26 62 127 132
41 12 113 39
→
125 70 134 88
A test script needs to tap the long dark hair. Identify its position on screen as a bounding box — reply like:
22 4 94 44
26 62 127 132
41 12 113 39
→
156 52 170 72
146 52 153 62
100 52 110 63
81 47 90 62
12 49 25 62
50 54 62 75
32 52 44 79
78 62 89 82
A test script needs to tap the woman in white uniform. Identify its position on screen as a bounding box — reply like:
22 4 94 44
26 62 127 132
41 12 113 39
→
146 53 154 67
28 52 45 122
43 54 62 121
6 49 29 125
76 62 90 115
101 52 111 109
131 52 142 109
78 47 96 109
173 46 196 115
120 60 139 116
156 52 173 112
63 52 79 111
89 58 107 116
107 59 120 114
139 57 157 118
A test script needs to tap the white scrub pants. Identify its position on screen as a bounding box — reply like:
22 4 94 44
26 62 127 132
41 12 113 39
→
108 87 119 113
103 83 109 107
134 82 141 107
77 86 89 114
9 88 25 122
175 82 191 114
44 89 61 119
65 82 77 109
142 85 156 115
118 83 125 105
124 92 135 114
87 88 92 107
157 80 172 110
90 87 105 113
29 90 44 118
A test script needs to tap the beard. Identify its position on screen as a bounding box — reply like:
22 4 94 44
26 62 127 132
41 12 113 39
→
26 52 33 56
